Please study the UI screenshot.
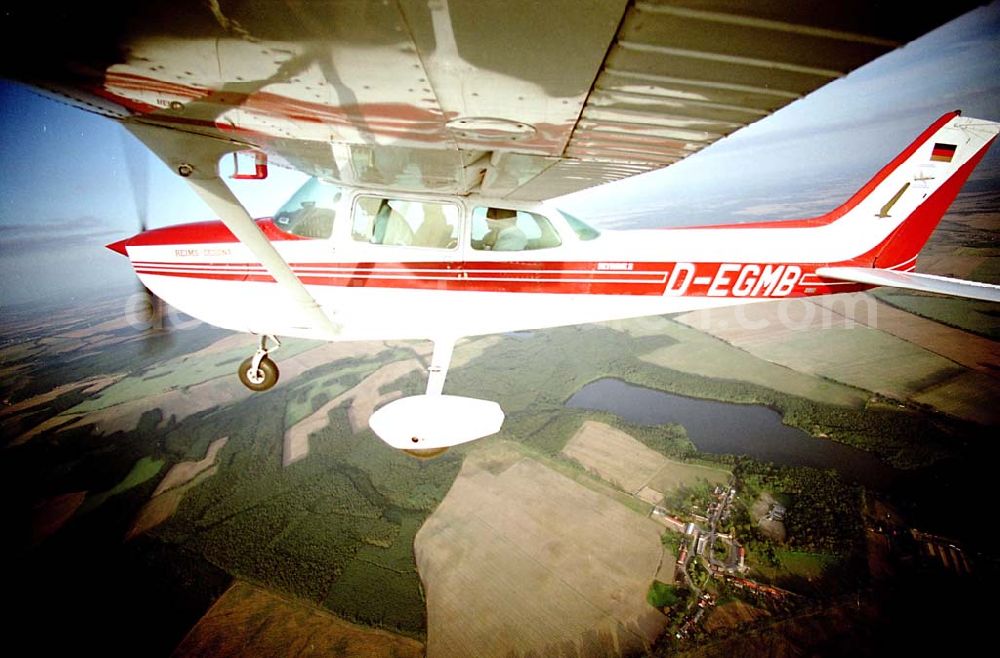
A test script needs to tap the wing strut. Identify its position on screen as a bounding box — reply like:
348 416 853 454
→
124 121 340 338
425 337 456 396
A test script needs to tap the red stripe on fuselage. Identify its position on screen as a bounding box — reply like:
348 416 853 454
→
133 260 865 298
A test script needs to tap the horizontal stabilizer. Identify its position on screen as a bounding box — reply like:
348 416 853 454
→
816 267 1000 303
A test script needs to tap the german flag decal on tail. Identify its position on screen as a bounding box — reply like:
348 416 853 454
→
931 142 957 162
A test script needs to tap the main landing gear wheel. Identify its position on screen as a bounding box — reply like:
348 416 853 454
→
238 335 281 392
238 355 279 391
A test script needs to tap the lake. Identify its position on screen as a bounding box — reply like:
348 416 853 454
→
566 378 896 488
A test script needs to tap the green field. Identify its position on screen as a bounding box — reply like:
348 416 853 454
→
873 289 1000 340
647 580 684 608
633 319 868 408
912 370 999 425
737 325 963 398
81 455 165 512
647 458 731 494
282 363 374 427
750 550 840 589
70 337 327 414
776 550 836 578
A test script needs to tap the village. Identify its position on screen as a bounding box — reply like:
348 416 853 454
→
649 481 798 640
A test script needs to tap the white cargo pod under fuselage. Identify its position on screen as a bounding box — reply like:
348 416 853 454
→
369 394 504 452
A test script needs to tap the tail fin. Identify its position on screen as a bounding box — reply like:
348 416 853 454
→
693 112 998 270
838 112 999 269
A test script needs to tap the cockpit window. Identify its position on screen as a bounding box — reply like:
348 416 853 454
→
559 210 601 241
273 177 341 239
352 197 460 249
471 207 562 251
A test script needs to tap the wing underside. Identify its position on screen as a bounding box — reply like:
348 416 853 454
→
1 1 980 199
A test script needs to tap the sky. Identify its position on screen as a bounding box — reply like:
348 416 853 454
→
559 1 1000 223
0 2 998 306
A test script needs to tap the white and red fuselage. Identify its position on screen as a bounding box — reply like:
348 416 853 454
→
108 112 998 343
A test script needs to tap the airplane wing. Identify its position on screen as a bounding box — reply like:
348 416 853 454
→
816 267 1000 303
0 1 981 200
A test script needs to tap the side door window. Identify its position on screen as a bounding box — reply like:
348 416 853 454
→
352 197 460 249
470 207 562 252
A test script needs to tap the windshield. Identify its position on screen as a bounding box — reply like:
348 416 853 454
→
273 177 343 239
558 210 600 241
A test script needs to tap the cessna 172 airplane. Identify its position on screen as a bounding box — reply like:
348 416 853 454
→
3 1 999 456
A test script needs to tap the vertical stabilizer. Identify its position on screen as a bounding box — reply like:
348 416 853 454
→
840 114 999 269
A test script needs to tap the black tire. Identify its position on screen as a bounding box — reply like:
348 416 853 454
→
238 356 279 392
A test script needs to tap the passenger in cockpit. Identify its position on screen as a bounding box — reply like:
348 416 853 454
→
414 205 455 248
373 199 414 246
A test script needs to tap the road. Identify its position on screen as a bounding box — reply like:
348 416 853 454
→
703 479 742 572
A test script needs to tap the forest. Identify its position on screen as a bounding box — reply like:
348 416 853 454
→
728 459 867 594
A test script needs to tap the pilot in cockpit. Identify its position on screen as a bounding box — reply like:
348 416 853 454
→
481 208 527 251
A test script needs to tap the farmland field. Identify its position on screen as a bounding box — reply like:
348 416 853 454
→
872 289 1000 340
416 442 668 657
810 295 1000 373
562 420 670 493
702 600 770 633
675 300 975 405
911 371 999 424
737 327 961 399
645 458 730 496
173 580 424 657
630 317 867 407
562 420 730 497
